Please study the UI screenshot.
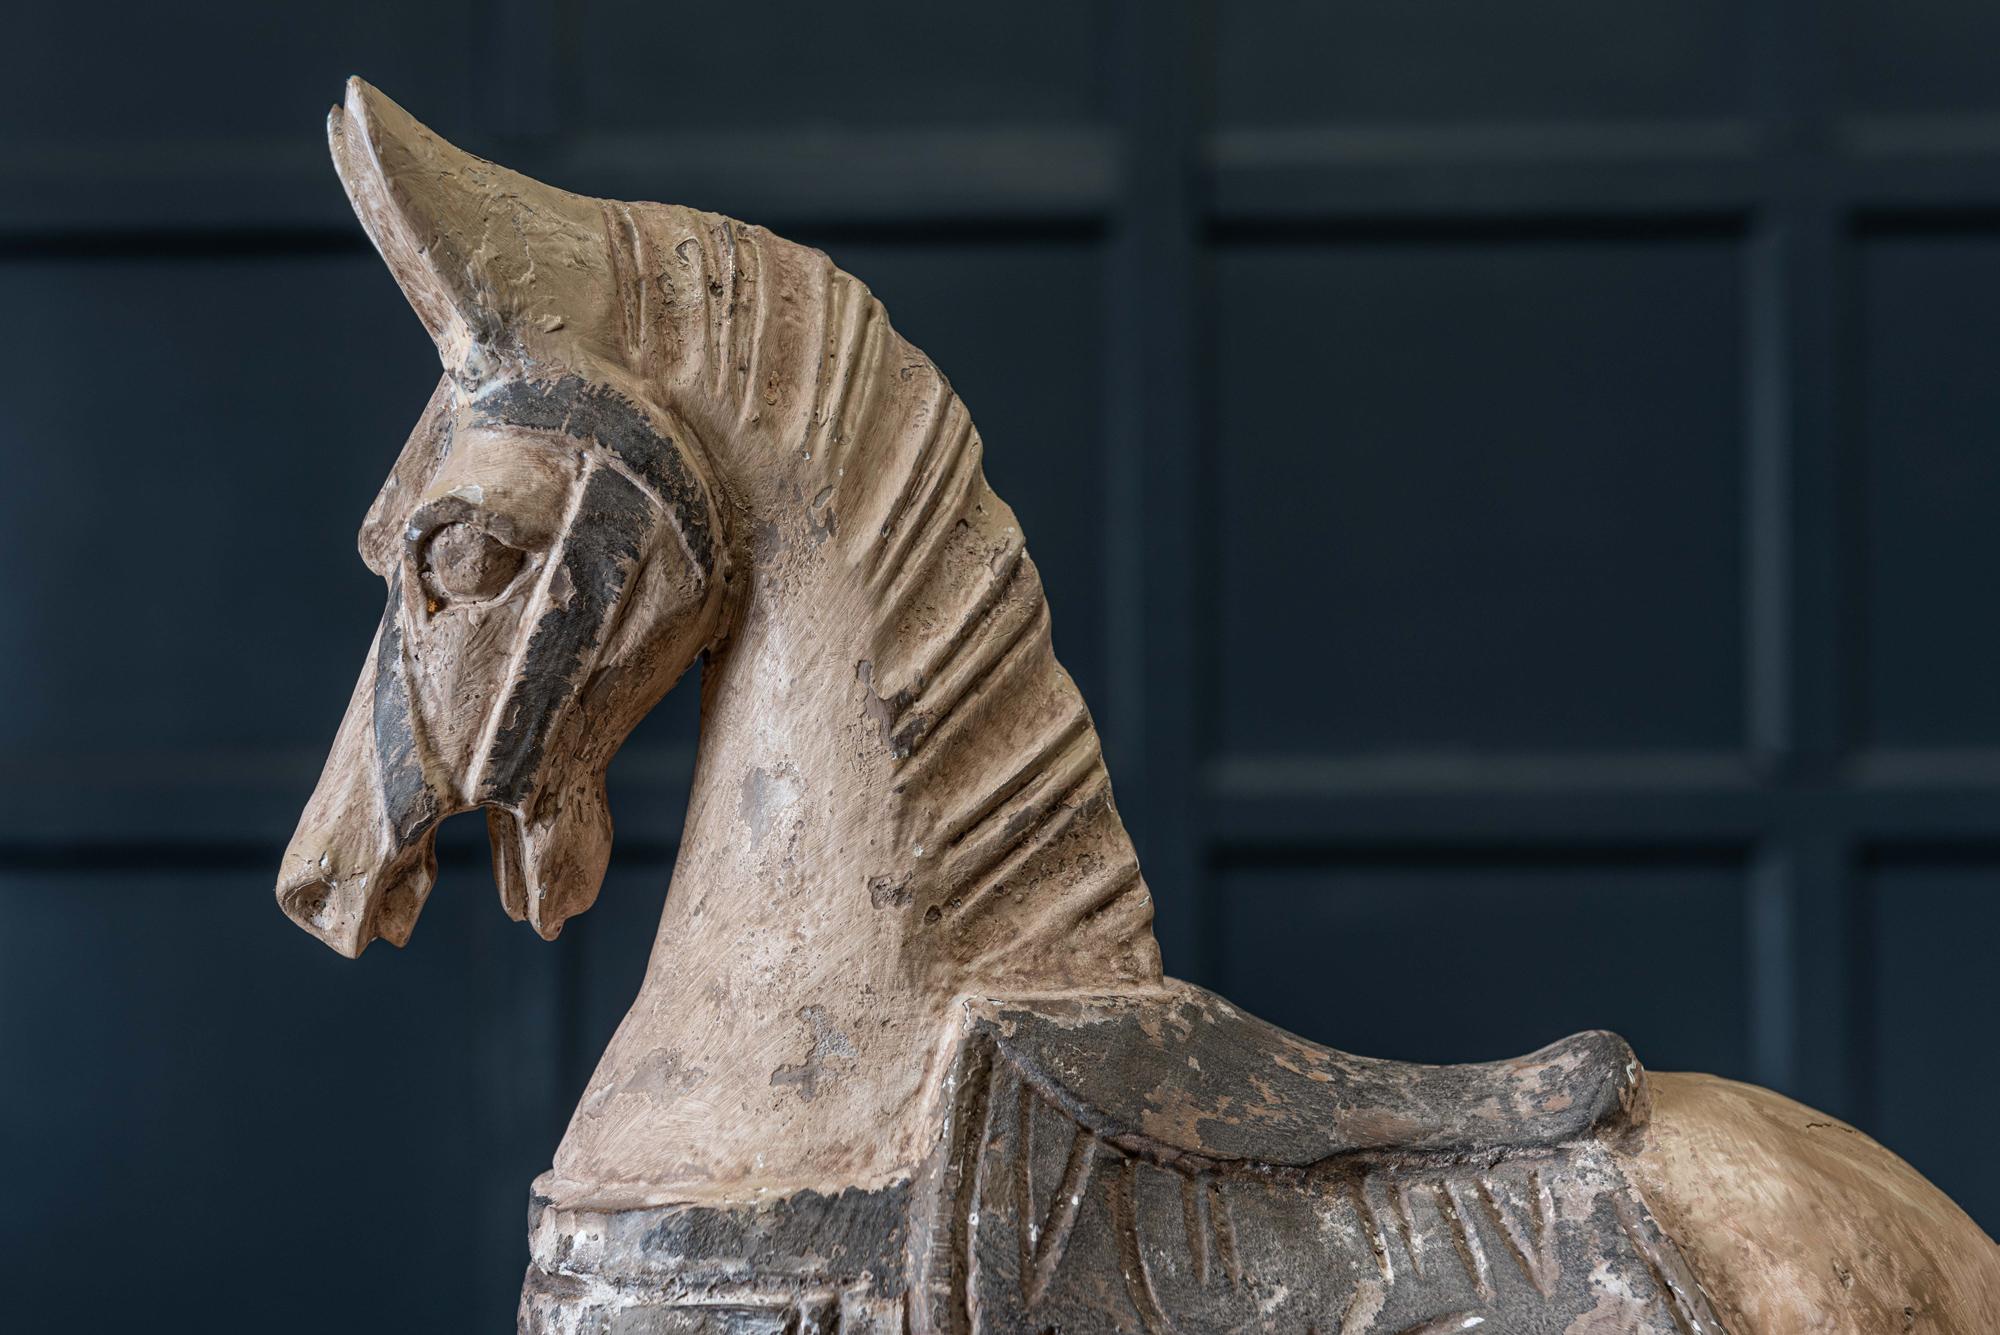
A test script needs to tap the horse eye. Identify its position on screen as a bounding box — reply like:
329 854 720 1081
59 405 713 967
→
423 521 526 603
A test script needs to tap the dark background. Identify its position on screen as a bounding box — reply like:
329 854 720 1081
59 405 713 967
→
5 2 1999 1328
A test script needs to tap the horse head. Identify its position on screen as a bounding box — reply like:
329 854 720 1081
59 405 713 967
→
276 81 729 956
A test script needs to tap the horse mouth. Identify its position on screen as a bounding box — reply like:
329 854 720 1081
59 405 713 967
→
276 835 437 959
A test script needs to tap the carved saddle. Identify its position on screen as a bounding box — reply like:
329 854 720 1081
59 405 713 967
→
522 985 1724 1332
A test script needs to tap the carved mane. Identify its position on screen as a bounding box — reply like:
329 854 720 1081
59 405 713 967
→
601 204 1161 989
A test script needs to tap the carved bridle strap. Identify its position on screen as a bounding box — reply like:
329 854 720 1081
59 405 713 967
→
372 568 441 842
469 375 715 573
464 376 715 808
476 465 651 807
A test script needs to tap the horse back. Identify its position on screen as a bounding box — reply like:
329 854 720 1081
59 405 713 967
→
905 985 1724 1332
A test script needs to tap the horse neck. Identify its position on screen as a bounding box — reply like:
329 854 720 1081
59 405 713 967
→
662 411 1163 1011
548 236 1160 1203
643 245 1162 1005
554 498 1162 1200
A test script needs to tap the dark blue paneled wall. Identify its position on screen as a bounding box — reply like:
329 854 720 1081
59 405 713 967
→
3 3 1997 1328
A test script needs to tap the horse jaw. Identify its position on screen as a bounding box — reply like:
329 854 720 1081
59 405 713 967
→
486 772 615 941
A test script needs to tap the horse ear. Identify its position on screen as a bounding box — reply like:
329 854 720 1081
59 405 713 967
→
329 77 620 361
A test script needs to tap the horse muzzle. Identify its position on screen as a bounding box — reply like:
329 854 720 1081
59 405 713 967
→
275 623 445 958
276 814 439 959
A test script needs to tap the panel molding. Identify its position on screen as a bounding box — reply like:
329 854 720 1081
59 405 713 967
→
0 126 1121 235
21 112 2000 242
0 746 698 848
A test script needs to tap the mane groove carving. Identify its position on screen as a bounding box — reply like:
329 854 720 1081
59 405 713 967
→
606 205 1156 986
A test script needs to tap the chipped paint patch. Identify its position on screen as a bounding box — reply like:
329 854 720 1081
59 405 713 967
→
770 1005 859 1102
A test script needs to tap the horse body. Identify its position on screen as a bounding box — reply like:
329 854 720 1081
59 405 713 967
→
280 80 2000 1332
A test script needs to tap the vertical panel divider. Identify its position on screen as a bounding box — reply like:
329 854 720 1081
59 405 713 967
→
1746 835 1798 1091
1765 0 1861 1119
1745 216 1791 768
1106 0 1211 977
1788 819 1864 1118
1742 0 1803 1109
1780 198 1866 1118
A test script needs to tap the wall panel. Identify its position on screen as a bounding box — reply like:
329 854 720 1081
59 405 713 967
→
1217 0 1747 125
1864 851 2000 1228
0 252 432 759
1214 230 1746 758
2 3 479 145
1214 852 1751 1074
0 858 561 1330
1836 2 2000 115
573 0 1109 132
1856 225 2000 749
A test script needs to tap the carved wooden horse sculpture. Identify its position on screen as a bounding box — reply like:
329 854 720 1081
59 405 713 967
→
279 81 2000 1332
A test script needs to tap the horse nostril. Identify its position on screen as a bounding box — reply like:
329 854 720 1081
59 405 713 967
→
277 873 337 930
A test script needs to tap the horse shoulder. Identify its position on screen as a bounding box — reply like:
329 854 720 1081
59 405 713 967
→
1620 1071 2000 1333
